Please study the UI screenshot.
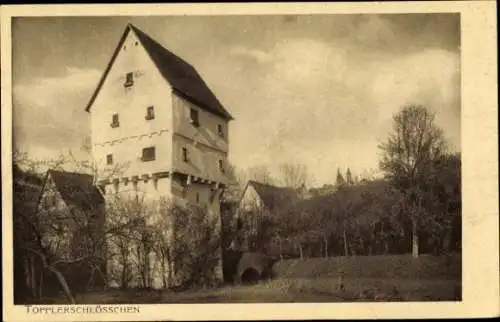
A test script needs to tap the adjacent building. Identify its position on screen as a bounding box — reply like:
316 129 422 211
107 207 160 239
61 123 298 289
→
34 170 106 292
235 180 300 251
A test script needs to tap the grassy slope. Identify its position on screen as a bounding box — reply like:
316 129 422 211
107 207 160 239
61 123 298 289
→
274 254 461 280
27 254 461 304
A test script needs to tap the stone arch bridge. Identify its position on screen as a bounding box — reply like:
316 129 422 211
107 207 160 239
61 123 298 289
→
222 251 278 284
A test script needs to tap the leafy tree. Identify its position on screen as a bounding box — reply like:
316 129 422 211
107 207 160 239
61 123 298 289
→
379 105 446 258
335 168 346 188
346 168 354 185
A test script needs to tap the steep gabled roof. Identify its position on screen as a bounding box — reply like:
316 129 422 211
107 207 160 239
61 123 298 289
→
46 170 104 212
85 24 233 121
13 166 43 215
243 180 300 212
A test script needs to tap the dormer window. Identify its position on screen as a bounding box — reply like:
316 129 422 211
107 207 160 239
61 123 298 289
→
111 114 119 128
124 72 134 88
141 147 156 162
190 108 199 127
217 124 224 138
145 106 155 120
182 147 189 162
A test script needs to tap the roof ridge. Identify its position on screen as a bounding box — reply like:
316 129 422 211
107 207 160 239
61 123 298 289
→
249 180 294 190
129 24 194 69
48 168 93 178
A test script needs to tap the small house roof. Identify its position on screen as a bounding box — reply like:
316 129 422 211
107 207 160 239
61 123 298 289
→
47 170 104 212
243 180 300 211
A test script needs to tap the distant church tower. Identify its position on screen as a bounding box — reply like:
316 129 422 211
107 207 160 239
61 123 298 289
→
84 24 233 287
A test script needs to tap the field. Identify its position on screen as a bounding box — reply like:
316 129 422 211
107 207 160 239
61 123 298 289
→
28 254 461 304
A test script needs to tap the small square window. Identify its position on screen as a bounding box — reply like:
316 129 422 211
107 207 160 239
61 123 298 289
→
190 108 199 127
145 106 155 120
125 72 134 87
182 147 189 162
46 195 56 208
217 124 224 138
142 147 156 162
106 154 113 165
111 114 119 128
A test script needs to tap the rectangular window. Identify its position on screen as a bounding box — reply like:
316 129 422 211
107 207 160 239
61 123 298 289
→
111 114 119 128
182 147 189 162
45 195 56 208
219 159 225 173
141 147 156 162
145 106 155 120
196 192 200 204
217 124 224 138
124 72 134 87
190 108 200 127
106 154 113 165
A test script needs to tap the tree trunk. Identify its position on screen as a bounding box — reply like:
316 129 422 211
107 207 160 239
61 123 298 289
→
30 256 36 297
324 236 329 258
278 236 283 261
343 226 349 257
166 249 173 287
38 267 44 298
412 220 419 258
160 248 167 289
46 266 76 304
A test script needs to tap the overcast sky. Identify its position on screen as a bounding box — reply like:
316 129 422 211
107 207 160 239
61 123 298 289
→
12 14 460 186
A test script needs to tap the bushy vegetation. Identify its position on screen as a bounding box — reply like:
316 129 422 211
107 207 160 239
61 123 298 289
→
13 153 222 304
232 105 461 260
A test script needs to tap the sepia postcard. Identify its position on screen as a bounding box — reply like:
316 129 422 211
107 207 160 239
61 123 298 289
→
1 2 498 321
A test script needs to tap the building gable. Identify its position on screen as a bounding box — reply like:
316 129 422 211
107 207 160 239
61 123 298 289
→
85 24 233 121
39 170 104 214
37 172 67 213
239 182 263 211
239 180 300 213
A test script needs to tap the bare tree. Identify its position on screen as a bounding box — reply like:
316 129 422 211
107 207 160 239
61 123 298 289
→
278 163 310 190
246 165 275 185
379 104 446 258
105 194 154 289
167 201 223 288
221 163 246 203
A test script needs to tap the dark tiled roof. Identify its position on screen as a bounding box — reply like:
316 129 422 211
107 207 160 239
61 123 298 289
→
85 24 233 121
246 180 300 212
47 170 104 212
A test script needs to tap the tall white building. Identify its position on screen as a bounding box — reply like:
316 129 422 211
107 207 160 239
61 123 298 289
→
85 23 233 288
